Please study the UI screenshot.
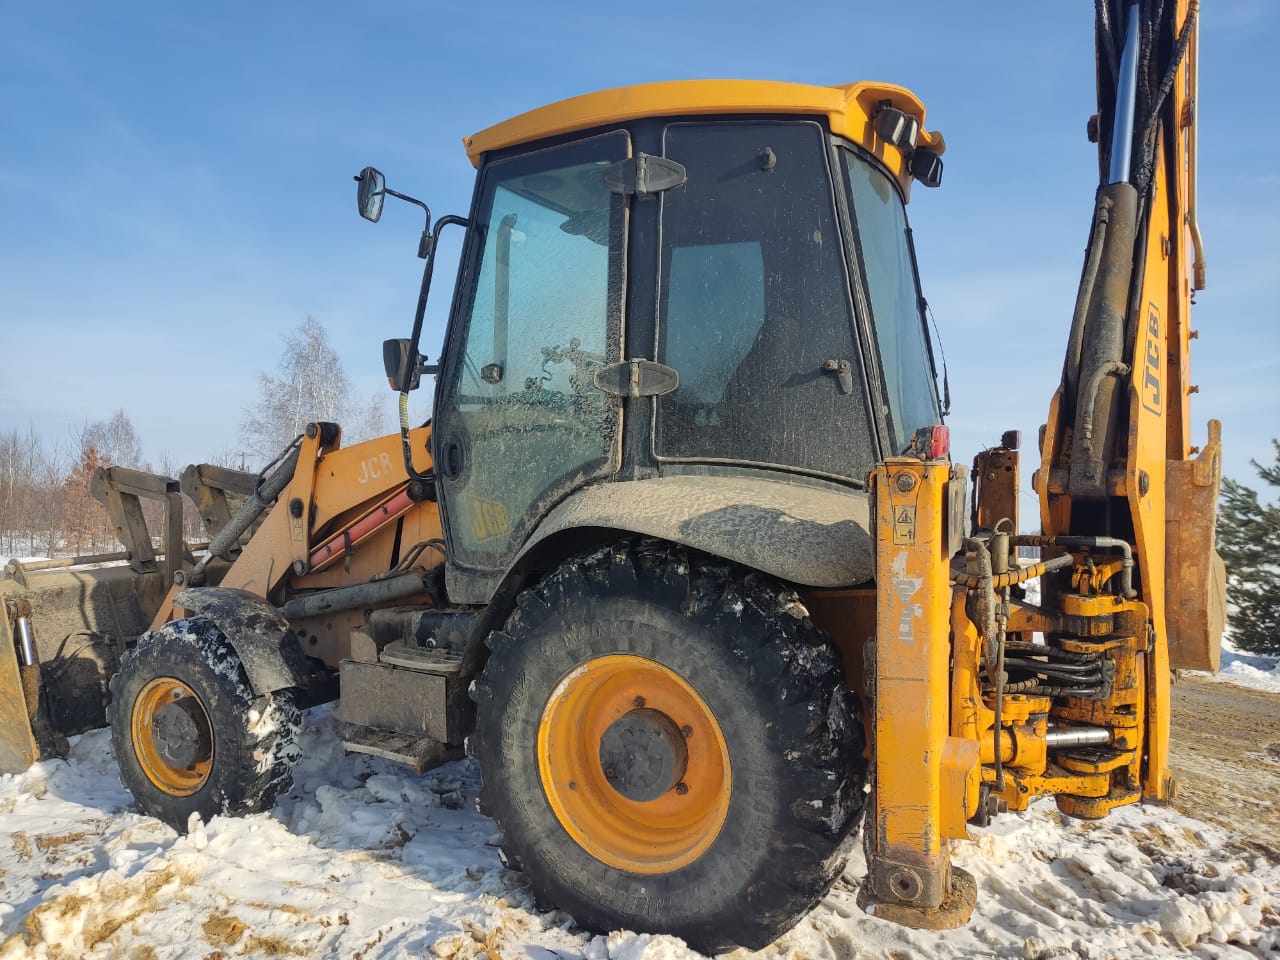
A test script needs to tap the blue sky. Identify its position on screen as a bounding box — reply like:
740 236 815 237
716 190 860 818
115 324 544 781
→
2 1 1276 496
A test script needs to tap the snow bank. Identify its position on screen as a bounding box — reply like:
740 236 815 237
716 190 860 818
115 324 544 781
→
2 707 1277 959
1191 637 1280 694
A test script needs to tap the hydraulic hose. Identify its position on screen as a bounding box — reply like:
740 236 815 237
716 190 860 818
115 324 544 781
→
1065 197 1112 401
951 551 1075 590
185 438 303 586
1013 534 1136 598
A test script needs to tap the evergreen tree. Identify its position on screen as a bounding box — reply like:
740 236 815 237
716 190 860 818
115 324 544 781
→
1217 440 1280 655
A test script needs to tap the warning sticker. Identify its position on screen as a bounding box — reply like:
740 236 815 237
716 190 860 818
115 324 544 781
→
892 504 917 546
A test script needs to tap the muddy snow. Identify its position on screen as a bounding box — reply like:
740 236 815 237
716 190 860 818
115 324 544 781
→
2 687 1278 960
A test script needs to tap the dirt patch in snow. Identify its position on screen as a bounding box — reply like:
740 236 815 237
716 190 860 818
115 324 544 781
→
1169 673 1280 854
3 703 1279 958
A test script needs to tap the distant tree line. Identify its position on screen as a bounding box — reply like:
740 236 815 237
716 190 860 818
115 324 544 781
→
1 318 393 560
0 413 207 559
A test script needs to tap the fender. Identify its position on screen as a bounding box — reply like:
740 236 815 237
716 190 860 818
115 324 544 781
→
515 474 874 588
173 586 311 694
448 473 874 608
448 472 876 705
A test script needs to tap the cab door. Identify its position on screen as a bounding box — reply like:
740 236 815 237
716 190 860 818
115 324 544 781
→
433 131 629 582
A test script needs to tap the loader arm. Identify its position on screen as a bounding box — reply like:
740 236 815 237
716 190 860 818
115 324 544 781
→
147 423 444 677
861 0 1220 927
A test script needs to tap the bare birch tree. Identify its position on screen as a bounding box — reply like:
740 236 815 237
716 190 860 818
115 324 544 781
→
81 410 144 467
241 316 352 463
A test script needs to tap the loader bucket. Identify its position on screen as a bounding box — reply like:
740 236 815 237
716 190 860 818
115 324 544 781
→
0 603 40 773
0 462 255 775
0 559 171 774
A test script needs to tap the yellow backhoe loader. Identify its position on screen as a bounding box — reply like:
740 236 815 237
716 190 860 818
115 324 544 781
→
1 0 1222 950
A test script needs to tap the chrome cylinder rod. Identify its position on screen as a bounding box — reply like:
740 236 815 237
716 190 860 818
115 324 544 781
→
16 616 37 667
1109 2 1142 184
1045 726 1112 749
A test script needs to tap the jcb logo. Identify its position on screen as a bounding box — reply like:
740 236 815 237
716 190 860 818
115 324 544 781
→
470 496 511 542
356 452 394 484
1141 303 1162 416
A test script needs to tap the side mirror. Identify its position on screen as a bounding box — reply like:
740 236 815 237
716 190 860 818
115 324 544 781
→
355 167 386 222
911 150 944 188
383 338 439 391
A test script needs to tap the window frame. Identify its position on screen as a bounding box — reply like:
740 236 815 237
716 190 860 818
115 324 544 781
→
433 128 632 572
650 118 881 487
833 140 942 455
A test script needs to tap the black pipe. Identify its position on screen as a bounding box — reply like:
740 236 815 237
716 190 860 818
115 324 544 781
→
280 572 427 621
397 213 469 485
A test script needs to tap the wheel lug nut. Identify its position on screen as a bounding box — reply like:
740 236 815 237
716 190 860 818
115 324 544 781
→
681 725 693 738
675 782 689 795
633 696 646 708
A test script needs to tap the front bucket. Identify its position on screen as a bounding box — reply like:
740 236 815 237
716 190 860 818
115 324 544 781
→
0 603 40 774
0 559 171 773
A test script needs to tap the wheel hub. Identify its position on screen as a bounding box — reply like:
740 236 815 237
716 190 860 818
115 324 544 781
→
152 698 212 768
599 708 688 802
537 654 732 873
131 677 215 797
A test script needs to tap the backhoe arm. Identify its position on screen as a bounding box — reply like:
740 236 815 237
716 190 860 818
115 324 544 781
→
862 0 1221 929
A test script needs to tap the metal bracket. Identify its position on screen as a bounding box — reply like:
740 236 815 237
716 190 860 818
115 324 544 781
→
822 358 854 395
593 359 679 399
603 154 687 198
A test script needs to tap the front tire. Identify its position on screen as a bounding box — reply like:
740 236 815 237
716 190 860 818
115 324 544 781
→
471 542 866 952
108 618 301 832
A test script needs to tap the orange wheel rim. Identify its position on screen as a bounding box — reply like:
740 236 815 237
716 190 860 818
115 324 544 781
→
131 677 214 797
537 654 731 874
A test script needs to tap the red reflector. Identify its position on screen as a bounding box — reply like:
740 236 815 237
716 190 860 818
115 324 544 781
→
928 425 950 460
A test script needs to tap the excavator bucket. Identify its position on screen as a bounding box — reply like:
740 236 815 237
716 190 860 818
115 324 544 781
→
1165 421 1227 672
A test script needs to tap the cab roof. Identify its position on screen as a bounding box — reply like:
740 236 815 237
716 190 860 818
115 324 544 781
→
463 79 943 194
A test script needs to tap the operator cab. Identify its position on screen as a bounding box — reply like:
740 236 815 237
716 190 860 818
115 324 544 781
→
366 81 947 597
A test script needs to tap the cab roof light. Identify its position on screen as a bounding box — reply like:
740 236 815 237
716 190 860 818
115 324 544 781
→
874 105 921 151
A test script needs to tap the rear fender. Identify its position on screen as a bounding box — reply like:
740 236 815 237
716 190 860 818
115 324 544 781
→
450 473 875 686
173 587 310 694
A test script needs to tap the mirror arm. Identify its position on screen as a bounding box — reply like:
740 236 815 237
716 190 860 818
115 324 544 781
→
398 214 471 486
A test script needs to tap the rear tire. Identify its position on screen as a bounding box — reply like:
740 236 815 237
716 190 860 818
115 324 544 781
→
471 541 866 952
108 618 301 832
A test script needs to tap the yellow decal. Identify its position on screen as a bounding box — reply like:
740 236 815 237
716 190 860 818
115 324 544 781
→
470 496 511 542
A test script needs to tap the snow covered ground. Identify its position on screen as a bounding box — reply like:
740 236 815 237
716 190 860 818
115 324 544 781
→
1190 639 1280 695
2 706 1277 960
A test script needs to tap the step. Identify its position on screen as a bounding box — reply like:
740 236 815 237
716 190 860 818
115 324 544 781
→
339 723 461 774
378 639 462 675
